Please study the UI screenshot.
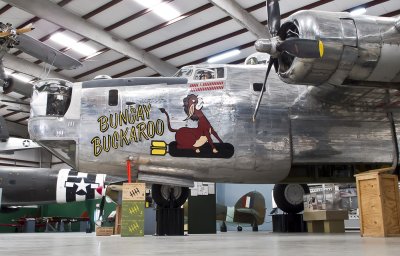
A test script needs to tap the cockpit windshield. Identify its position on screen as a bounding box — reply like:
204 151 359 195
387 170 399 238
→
31 79 73 117
173 67 193 78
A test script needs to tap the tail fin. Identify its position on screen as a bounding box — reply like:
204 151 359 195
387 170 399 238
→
0 116 10 142
234 191 266 225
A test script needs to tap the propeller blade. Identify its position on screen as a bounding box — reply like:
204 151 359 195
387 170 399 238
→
252 57 275 122
0 24 34 38
267 0 281 36
16 23 34 35
278 38 324 58
15 34 82 70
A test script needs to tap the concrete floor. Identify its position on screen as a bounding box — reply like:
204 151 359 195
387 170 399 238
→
0 232 399 256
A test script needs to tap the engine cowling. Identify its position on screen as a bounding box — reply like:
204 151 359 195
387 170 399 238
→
277 10 400 88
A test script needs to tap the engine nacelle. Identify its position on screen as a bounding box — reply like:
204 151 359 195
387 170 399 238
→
277 10 400 88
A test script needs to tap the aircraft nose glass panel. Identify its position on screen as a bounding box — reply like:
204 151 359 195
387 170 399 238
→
33 79 73 117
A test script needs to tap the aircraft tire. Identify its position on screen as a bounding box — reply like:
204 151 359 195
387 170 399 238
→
273 184 309 214
151 184 189 208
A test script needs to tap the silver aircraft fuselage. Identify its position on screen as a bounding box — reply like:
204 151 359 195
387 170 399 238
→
28 63 394 185
28 11 400 186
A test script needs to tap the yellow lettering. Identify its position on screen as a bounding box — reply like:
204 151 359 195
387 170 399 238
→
103 135 111 152
112 131 119 149
97 116 109 133
143 103 151 119
137 105 145 121
91 137 102 157
130 126 138 143
128 106 136 124
137 122 148 141
120 128 130 147
147 121 155 138
156 119 164 136
119 109 128 126
109 113 118 129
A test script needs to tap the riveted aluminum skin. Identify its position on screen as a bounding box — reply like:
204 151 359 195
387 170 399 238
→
278 11 400 87
28 64 396 184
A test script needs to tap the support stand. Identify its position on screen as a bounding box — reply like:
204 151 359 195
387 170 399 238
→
155 194 184 236
156 207 184 236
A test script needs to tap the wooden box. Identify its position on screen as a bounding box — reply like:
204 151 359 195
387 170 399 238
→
355 172 400 237
303 210 348 233
96 227 114 236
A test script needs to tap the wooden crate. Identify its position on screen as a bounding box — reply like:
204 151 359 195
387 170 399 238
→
96 227 114 236
355 171 400 237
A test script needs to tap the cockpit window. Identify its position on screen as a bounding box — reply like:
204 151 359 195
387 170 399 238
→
32 79 73 117
194 68 225 81
174 67 193 78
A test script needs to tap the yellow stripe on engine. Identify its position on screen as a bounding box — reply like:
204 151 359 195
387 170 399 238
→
319 40 324 58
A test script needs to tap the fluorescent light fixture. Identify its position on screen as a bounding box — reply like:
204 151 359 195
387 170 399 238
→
50 32 97 56
152 2 181 20
207 49 241 63
350 7 366 16
136 0 162 8
50 33 76 46
73 42 97 56
135 0 180 20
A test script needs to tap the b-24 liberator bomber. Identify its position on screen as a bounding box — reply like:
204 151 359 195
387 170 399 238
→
24 0 400 213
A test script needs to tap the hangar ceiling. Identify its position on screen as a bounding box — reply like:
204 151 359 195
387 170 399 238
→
0 0 399 136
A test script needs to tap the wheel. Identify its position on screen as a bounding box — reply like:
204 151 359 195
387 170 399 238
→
151 184 189 208
220 221 227 232
237 226 242 232
273 184 309 214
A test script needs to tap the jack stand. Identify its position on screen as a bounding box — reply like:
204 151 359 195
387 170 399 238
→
155 192 184 236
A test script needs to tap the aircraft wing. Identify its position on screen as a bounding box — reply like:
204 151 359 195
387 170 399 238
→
293 85 400 113
235 208 261 218
15 34 82 70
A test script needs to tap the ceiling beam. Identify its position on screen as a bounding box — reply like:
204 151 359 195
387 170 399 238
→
208 0 269 38
0 93 30 113
3 0 178 76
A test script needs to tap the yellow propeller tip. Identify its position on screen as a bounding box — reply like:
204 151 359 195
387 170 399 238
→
319 40 324 58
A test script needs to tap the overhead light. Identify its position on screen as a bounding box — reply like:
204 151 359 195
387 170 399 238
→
73 42 97 56
136 0 180 20
152 2 181 20
50 32 97 56
136 0 162 9
207 49 241 63
350 7 366 16
50 33 76 46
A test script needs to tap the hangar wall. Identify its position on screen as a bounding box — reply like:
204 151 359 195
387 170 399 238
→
216 183 274 231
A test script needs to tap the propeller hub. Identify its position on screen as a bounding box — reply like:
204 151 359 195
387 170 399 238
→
255 37 280 57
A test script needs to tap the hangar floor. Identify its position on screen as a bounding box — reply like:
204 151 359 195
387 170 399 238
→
0 232 399 256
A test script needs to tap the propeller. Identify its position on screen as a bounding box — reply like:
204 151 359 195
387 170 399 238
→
0 23 34 37
252 0 324 121
0 22 82 70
